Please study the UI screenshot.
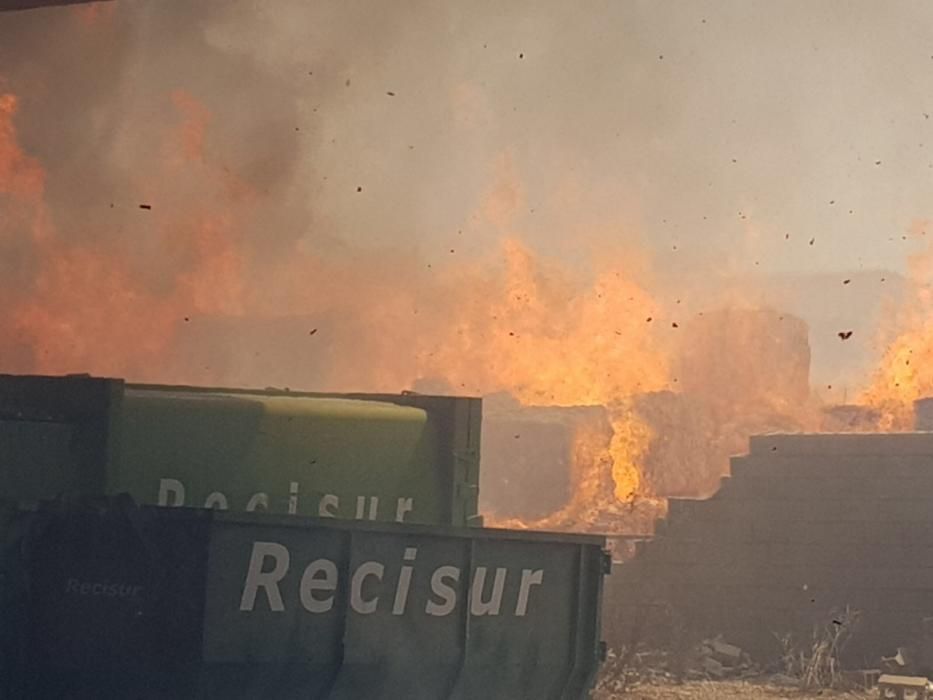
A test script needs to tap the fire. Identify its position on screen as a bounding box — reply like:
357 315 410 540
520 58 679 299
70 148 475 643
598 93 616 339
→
862 332 929 430
2 84 669 518
420 240 668 404
170 90 211 165
1 89 255 378
608 402 652 500
861 224 933 429
2 74 850 537
411 238 670 512
0 94 44 200
8 75 831 534
72 2 116 27
5 79 821 530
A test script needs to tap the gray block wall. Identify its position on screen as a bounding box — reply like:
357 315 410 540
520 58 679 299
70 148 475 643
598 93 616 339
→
604 432 933 666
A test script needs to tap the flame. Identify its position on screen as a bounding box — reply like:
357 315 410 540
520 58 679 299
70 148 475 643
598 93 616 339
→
410 238 669 510
1 89 256 377
861 224 933 429
608 402 652 500
862 332 928 430
0 94 44 200
72 3 116 27
547 401 659 529
170 90 211 165
421 240 668 402
2 86 668 514
5 83 830 534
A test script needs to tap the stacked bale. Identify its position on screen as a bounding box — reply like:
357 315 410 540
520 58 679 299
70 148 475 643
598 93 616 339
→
676 308 811 418
480 397 613 521
633 391 721 498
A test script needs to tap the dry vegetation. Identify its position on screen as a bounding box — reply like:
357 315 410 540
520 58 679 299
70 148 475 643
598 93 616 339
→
595 607 877 699
593 679 874 699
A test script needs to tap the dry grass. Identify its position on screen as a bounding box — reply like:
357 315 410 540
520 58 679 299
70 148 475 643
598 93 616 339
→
773 606 862 691
595 605 875 699
593 678 875 699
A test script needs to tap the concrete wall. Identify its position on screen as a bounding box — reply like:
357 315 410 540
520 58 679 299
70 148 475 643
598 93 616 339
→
604 433 933 666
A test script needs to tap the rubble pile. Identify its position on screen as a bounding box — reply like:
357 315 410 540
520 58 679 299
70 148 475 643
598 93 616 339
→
596 638 763 695
695 639 754 680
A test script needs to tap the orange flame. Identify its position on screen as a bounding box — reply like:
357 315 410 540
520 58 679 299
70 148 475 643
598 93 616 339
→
2 89 258 377
861 222 933 429
407 237 669 508
5 85 805 532
72 2 116 28
0 94 44 200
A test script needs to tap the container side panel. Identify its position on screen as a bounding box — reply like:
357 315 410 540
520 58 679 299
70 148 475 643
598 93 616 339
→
449 540 579 700
0 506 32 698
201 520 349 697
118 392 454 524
16 505 605 700
562 547 606 697
0 421 76 500
0 375 119 498
327 531 469 699
449 397 482 526
24 506 212 697
201 517 603 699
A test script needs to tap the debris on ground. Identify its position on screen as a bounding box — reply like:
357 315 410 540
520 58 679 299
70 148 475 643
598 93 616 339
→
595 637 886 698
595 637 761 694
878 674 933 699
593 678 876 699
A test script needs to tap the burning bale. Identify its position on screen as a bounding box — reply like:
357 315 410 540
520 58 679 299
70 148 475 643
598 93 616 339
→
676 308 811 413
480 394 614 521
632 391 722 498
820 403 883 432
479 392 666 535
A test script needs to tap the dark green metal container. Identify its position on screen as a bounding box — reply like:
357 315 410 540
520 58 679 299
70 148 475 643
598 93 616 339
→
0 1 113 11
0 374 481 526
6 501 608 699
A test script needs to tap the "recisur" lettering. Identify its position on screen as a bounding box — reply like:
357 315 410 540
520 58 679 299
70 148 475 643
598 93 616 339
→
238 542 545 618
65 578 143 599
158 478 415 522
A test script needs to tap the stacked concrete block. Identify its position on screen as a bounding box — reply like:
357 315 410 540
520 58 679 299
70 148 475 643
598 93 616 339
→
604 432 933 667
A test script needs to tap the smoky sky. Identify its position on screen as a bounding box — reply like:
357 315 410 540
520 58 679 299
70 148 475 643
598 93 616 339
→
3 0 933 269
223 0 933 279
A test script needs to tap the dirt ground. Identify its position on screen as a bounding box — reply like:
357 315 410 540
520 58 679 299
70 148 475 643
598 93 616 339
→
593 679 875 699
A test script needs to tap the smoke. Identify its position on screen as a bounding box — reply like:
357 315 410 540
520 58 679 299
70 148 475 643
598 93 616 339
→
0 0 931 397
10 0 933 527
